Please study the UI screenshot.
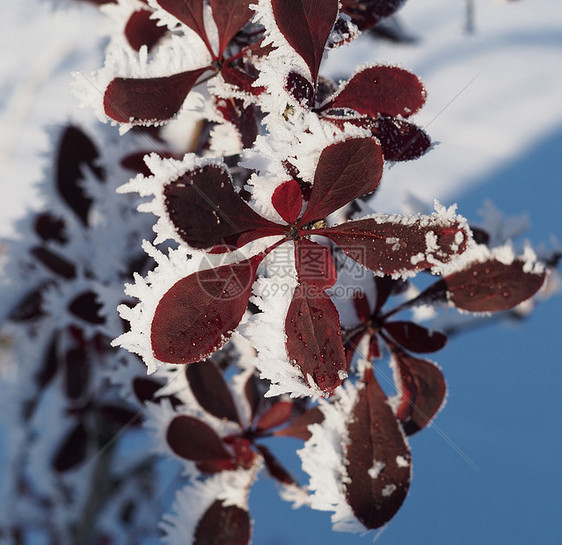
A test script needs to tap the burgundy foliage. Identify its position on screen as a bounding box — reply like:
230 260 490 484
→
442 259 546 312
150 135 469 394
344 275 449 434
193 500 251 545
104 69 210 123
185 361 241 424
391 345 447 436
103 0 258 124
324 65 426 118
271 0 339 83
284 63 431 161
164 362 314 488
167 415 234 462
151 257 263 364
162 164 279 251
345 368 411 529
285 283 346 393
125 9 168 51
411 258 547 312
52 421 89 472
56 126 105 225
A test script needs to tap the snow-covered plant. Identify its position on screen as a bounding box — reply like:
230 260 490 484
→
0 123 182 543
1 0 558 544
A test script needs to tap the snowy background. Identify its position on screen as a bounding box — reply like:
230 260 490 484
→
1 0 561 543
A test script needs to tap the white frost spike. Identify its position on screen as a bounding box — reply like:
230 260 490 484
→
160 464 260 545
112 241 245 373
385 237 401 251
297 383 368 533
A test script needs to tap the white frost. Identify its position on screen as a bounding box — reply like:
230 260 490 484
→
367 460 386 480
382 484 397 497
297 383 369 533
396 455 410 468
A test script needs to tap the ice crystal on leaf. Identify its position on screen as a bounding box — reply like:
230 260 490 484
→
119 136 470 396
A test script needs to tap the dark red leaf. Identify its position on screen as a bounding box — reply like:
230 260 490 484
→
345 368 411 529
193 500 251 545
368 335 382 360
226 437 257 468
353 292 371 322
343 330 364 365
68 291 105 325
321 217 469 275
64 345 90 400
30 247 76 279
341 0 407 31
221 66 264 95
34 213 67 243
185 361 241 424
125 9 167 52
120 150 180 177
9 286 46 322
370 117 431 162
390 345 446 435
326 65 426 118
285 283 346 394
285 71 315 108
156 0 207 44
244 373 262 421
196 458 238 474
99 404 141 427
256 444 295 485
163 164 281 251
133 377 164 404
273 406 324 440
151 256 263 364
282 159 312 201
256 401 292 431
53 420 88 472
470 226 491 246
299 137 383 224
444 259 546 312
56 126 105 225
271 0 339 83
384 321 447 353
167 415 232 461
104 68 210 123
295 239 337 290
36 333 59 388
209 0 253 55
374 275 397 313
272 179 303 224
